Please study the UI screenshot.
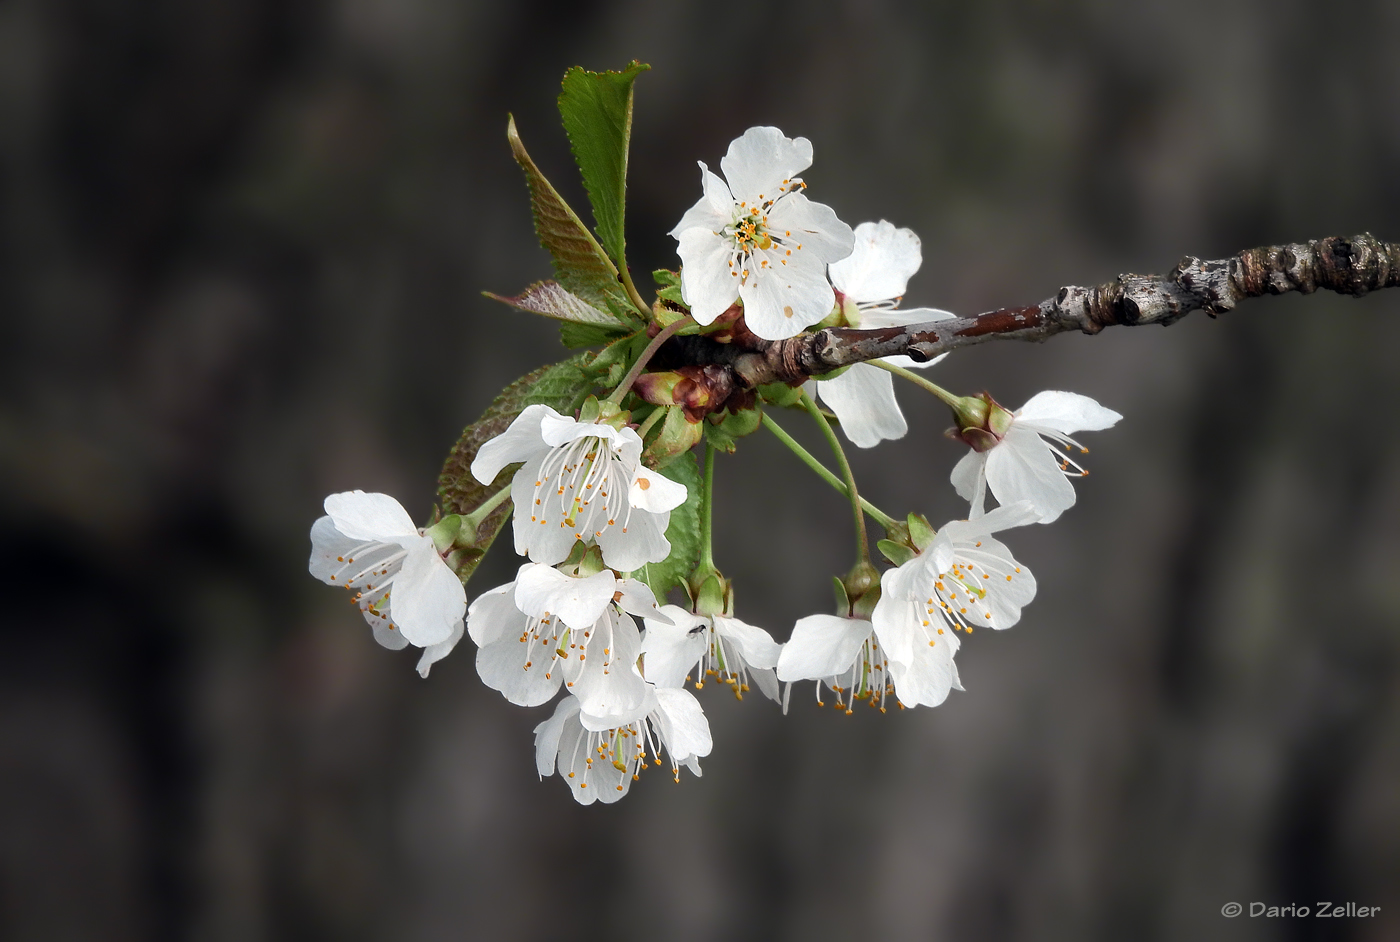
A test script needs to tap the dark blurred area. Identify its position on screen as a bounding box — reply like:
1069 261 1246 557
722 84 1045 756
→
3 0 1399 939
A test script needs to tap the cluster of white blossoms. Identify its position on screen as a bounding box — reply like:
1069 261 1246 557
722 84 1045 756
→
308 124 1123 805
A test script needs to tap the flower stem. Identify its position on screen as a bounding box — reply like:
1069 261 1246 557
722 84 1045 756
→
866 359 963 409
698 442 716 572
799 391 872 562
635 406 666 441
463 483 513 528
617 266 653 320
606 316 695 404
761 414 897 531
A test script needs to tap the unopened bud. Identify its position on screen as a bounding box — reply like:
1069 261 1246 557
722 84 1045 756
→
841 559 882 619
643 406 704 467
689 567 731 617
947 393 1015 451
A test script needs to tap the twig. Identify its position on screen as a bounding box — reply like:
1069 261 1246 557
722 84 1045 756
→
664 233 1400 389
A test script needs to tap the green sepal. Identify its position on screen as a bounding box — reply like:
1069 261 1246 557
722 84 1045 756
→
907 512 937 552
424 514 463 553
506 116 631 315
877 539 916 567
557 62 650 268
756 382 804 408
582 330 647 387
703 406 762 453
436 353 596 586
653 269 685 306
639 449 703 600
691 568 728 617
832 576 851 614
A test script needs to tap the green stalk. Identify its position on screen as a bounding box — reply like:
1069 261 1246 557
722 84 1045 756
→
605 315 694 404
463 483 513 529
617 266 652 320
760 414 897 530
635 406 666 441
866 359 963 409
800 390 871 562
698 442 716 571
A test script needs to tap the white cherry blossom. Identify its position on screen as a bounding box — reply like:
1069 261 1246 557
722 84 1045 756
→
872 503 1039 707
639 604 782 701
467 563 669 723
812 220 956 448
532 682 712 805
775 614 897 713
308 490 465 676
471 404 687 571
668 126 855 341
951 391 1122 523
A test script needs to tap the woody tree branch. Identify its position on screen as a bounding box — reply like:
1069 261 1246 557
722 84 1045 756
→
662 233 1400 392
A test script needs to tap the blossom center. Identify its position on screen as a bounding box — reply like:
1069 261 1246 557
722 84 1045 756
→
529 434 634 541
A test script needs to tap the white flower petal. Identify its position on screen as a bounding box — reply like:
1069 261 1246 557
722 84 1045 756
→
677 227 741 324
514 564 617 630
616 579 670 622
466 582 519 646
712 615 782 670
985 425 1078 523
668 163 732 236
957 537 1037 629
475 633 562 707
888 624 960 708
815 362 907 448
572 612 650 726
828 220 923 303
534 696 578 777
719 127 813 204
939 500 1043 543
553 706 631 804
595 505 671 572
651 687 713 762
366 609 411 651
853 305 957 330
415 619 463 677
639 606 707 688
882 352 948 370
765 191 855 265
739 246 836 340
776 614 872 682
950 450 987 511
1016 390 1122 434
509 452 582 566
308 515 374 585
387 538 465 646
749 667 780 702
323 491 418 542
629 466 688 513
470 404 558 485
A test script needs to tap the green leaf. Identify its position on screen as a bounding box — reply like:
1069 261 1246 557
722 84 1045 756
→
559 320 630 349
436 354 596 585
558 61 650 268
641 448 702 601
506 116 631 314
483 280 622 326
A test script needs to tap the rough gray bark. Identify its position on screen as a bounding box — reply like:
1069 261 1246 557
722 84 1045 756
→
670 233 1400 389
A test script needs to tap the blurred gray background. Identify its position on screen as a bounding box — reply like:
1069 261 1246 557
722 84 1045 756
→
2 0 1398 939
